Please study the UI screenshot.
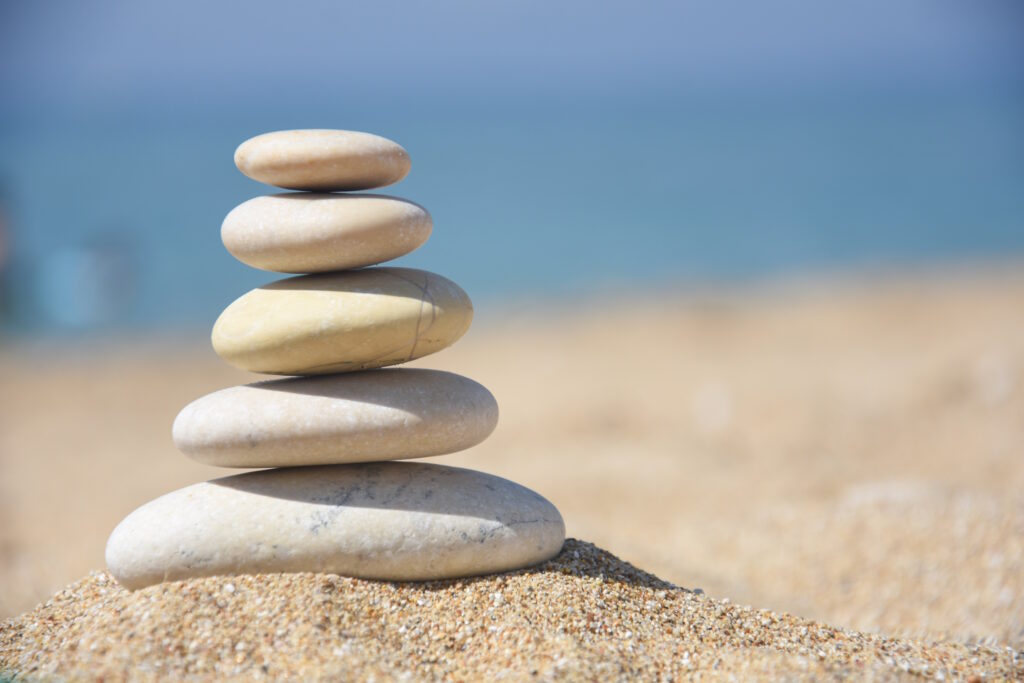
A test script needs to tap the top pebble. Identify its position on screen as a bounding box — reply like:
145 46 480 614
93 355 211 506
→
234 129 411 192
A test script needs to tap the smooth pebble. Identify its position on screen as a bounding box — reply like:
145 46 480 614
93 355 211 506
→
173 369 498 468
105 462 565 589
211 267 472 375
221 193 432 273
234 129 410 191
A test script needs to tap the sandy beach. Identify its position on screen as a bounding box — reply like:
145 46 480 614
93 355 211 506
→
4 541 1021 680
2 266 1023 678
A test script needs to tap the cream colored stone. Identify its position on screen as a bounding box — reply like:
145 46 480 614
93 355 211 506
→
211 267 473 375
221 194 432 273
105 462 565 589
172 369 498 468
234 130 410 191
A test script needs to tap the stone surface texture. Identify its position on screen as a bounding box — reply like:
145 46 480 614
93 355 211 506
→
221 193 432 273
211 267 473 375
172 369 499 468
234 129 410 191
104 463 565 589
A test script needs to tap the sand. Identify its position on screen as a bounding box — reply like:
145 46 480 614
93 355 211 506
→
3 540 1020 681
1 265 1023 677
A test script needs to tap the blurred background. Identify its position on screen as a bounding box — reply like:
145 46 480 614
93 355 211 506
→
1 0 1022 649
2 0 1023 330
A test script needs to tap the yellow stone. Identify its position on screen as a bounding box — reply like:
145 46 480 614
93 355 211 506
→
212 267 472 375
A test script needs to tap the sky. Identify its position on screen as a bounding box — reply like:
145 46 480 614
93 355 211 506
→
2 0 1023 116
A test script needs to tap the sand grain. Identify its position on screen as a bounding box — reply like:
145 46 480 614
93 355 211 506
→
2 540 1020 682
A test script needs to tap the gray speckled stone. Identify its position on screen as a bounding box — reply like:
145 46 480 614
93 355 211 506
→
172 369 499 468
105 462 565 589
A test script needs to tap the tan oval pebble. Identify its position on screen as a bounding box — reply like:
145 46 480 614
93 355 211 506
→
212 267 473 375
222 193 432 273
234 129 410 191
173 369 499 468
105 462 566 589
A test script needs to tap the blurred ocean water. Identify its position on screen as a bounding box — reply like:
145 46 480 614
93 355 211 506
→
0 90 1022 332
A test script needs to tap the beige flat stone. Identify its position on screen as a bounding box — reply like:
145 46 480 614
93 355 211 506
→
105 462 566 589
172 369 499 468
221 193 432 273
212 267 472 375
234 129 410 191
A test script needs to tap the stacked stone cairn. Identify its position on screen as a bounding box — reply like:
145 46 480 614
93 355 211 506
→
106 129 565 590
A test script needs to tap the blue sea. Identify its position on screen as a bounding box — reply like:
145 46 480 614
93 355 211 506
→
1 89 1022 333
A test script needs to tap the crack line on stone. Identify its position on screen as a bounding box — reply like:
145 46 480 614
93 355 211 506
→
387 271 436 363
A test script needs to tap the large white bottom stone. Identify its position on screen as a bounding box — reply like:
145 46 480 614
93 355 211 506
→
105 463 565 589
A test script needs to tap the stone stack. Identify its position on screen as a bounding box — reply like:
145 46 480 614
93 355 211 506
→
105 130 565 590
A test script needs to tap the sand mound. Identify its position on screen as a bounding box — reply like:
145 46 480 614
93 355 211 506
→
1 540 1020 681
